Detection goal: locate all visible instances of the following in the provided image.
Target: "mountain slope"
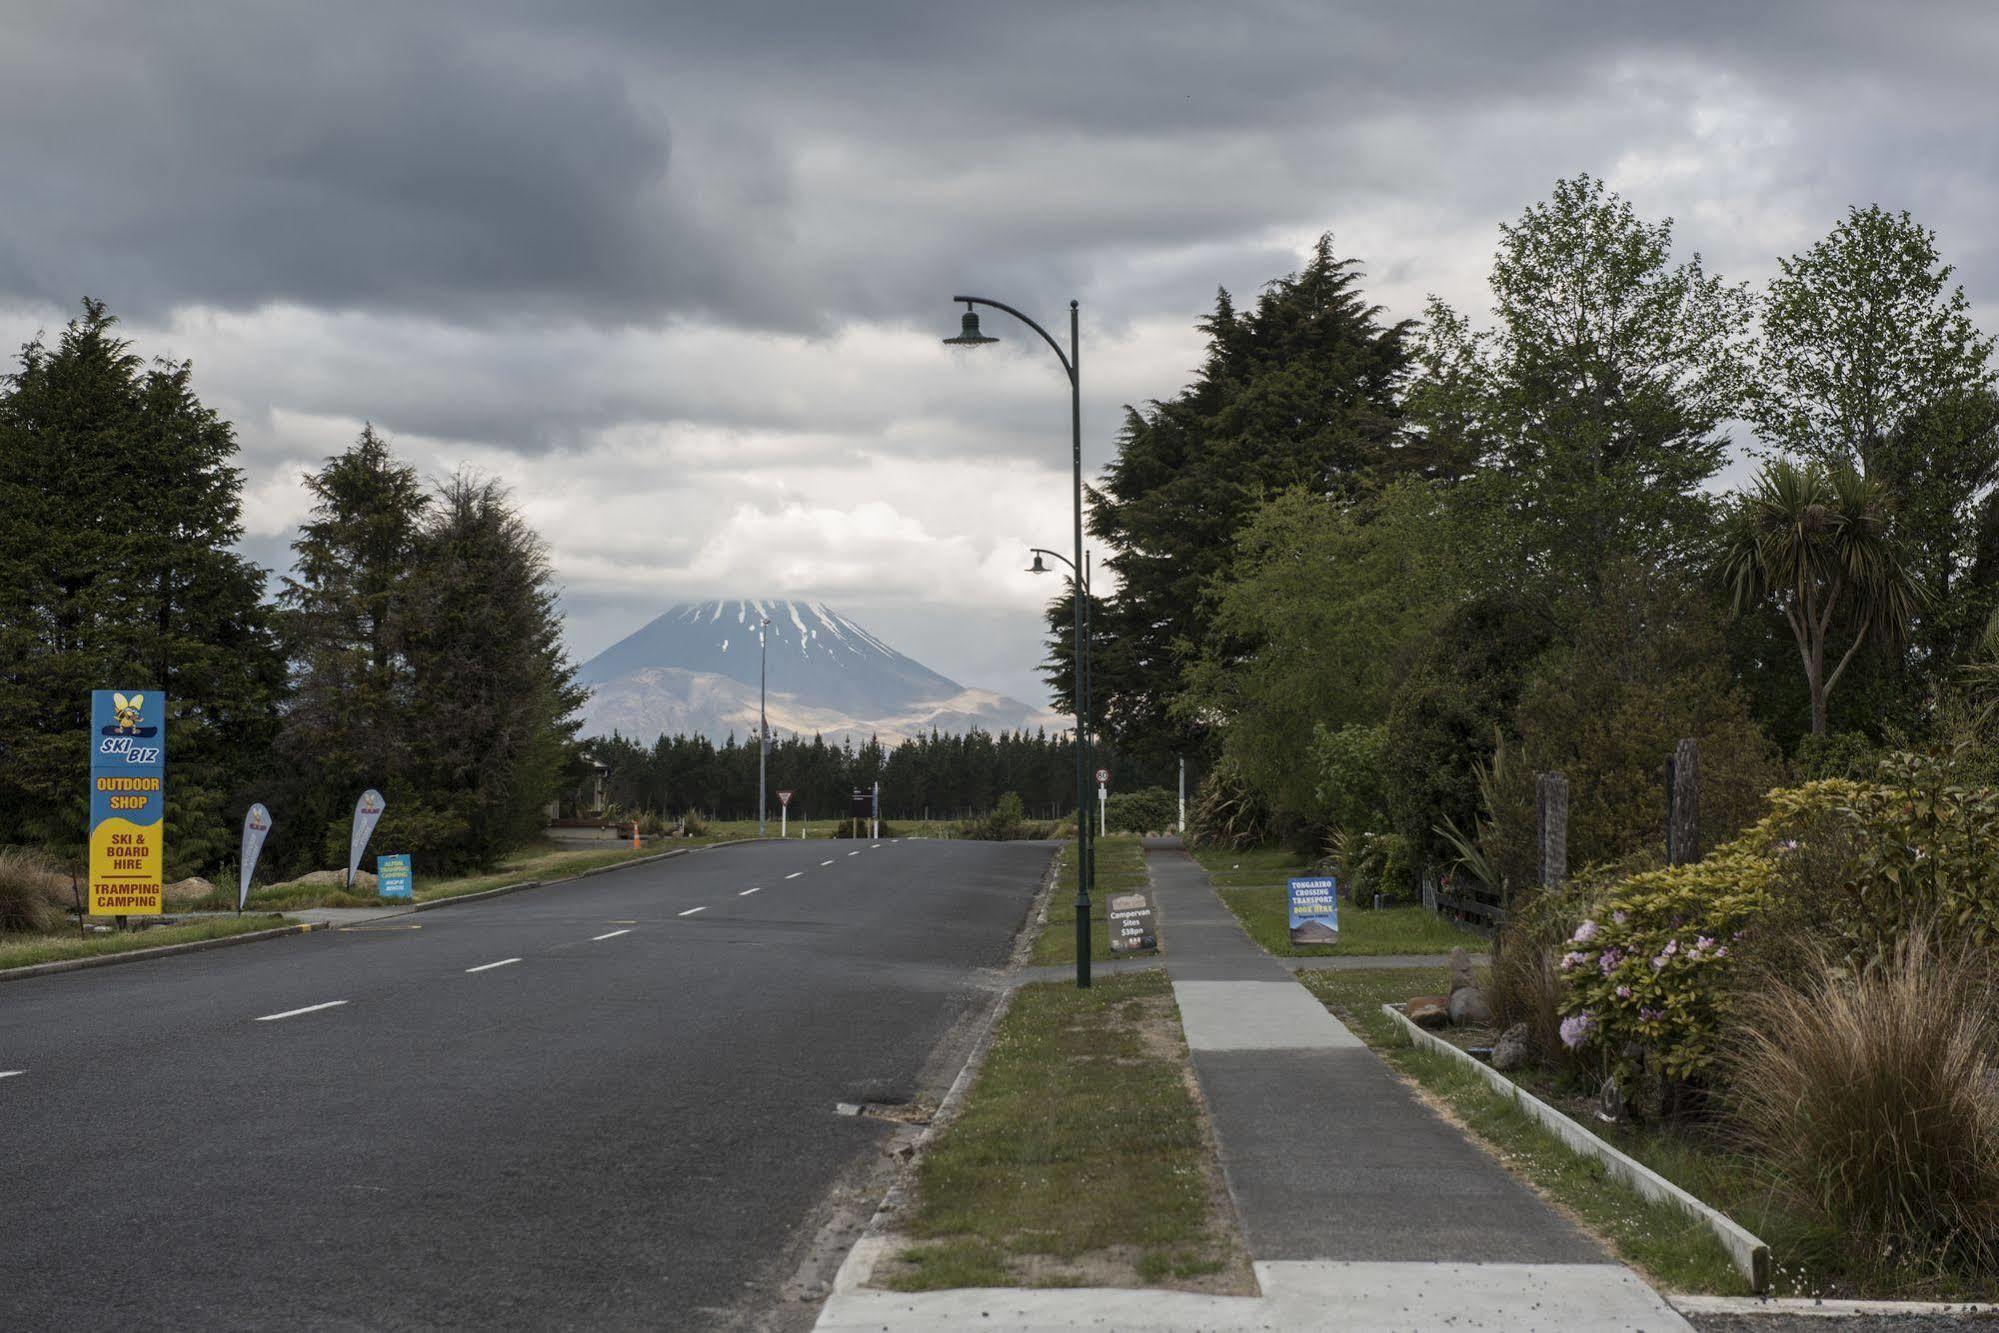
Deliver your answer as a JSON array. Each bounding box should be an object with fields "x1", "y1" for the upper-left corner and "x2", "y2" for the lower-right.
[{"x1": 576, "y1": 600, "x2": 1061, "y2": 745}]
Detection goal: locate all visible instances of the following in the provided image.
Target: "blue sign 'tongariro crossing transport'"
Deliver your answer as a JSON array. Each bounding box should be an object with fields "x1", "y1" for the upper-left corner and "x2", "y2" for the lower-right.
[{"x1": 1286, "y1": 875, "x2": 1339, "y2": 947}]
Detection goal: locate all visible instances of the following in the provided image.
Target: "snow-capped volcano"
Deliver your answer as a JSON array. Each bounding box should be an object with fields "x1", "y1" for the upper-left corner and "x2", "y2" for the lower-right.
[{"x1": 576, "y1": 600, "x2": 1062, "y2": 745}]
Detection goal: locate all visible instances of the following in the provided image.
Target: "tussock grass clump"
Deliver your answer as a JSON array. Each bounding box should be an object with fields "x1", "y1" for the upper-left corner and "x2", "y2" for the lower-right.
[
  {"x1": 1724, "y1": 928, "x2": 1999, "y2": 1290},
  {"x1": 0, "y1": 846, "x2": 71, "y2": 934}
]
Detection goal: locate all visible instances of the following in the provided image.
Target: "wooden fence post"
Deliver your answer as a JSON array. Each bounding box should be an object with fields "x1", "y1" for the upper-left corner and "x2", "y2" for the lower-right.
[
  {"x1": 1667, "y1": 737, "x2": 1699, "y2": 866},
  {"x1": 1536, "y1": 771, "x2": 1568, "y2": 891}
]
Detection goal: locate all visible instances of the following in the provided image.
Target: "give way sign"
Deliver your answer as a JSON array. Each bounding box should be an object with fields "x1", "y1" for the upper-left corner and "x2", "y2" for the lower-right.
[{"x1": 777, "y1": 790, "x2": 793, "y2": 807}]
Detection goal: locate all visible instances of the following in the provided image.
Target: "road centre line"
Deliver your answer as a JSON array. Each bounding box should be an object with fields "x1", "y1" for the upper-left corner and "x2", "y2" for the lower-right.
[
  {"x1": 678, "y1": 906, "x2": 707, "y2": 917},
  {"x1": 871, "y1": 843, "x2": 881, "y2": 848},
  {"x1": 592, "y1": 929, "x2": 631, "y2": 941},
  {"x1": 739, "y1": 886, "x2": 762, "y2": 896},
  {"x1": 847, "y1": 850, "x2": 860, "y2": 856},
  {"x1": 255, "y1": 1000, "x2": 349, "y2": 1022},
  {"x1": 785, "y1": 871, "x2": 804, "y2": 880},
  {"x1": 465, "y1": 958, "x2": 521, "y2": 973},
  {"x1": 0, "y1": 1070, "x2": 24, "y2": 1079},
  {"x1": 820, "y1": 859, "x2": 834, "y2": 866}
]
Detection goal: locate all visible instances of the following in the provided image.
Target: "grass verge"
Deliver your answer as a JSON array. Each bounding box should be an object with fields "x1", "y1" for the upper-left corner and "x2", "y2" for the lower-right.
[
  {"x1": 1030, "y1": 835, "x2": 1146, "y2": 966},
  {"x1": 0, "y1": 914, "x2": 295, "y2": 972},
  {"x1": 880, "y1": 969, "x2": 1248, "y2": 1293},
  {"x1": 1193, "y1": 847, "x2": 1479, "y2": 956},
  {"x1": 1299, "y1": 966, "x2": 1749, "y2": 1295}
]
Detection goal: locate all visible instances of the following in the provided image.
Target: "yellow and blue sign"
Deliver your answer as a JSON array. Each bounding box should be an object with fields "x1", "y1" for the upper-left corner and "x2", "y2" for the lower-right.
[
  {"x1": 377, "y1": 853, "x2": 413, "y2": 901},
  {"x1": 89, "y1": 689, "x2": 166, "y2": 915},
  {"x1": 1286, "y1": 875, "x2": 1339, "y2": 947}
]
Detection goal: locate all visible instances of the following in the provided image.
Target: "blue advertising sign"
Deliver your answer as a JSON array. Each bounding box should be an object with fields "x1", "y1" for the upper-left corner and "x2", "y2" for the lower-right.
[
  {"x1": 89, "y1": 690, "x2": 166, "y2": 915},
  {"x1": 1287, "y1": 875, "x2": 1339, "y2": 947},
  {"x1": 376, "y1": 853, "x2": 413, "y2": 901}
]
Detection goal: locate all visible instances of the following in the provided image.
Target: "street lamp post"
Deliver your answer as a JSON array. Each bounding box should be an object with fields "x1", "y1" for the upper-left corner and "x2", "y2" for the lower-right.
[
  {"x1": 946, "y1": 295, "x2": 1094, "y2": 989},
  {"x1": 758, "y1": 612, "x2": 771, "y2": 837},
  {"x1": 1027, "y1": 545, "x2": 1092, "y2": 824}
]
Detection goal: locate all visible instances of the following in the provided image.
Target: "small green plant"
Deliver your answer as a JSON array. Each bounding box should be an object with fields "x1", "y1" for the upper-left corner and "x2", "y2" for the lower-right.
[{"x1": 1103, "y1": 786, "x2": 1176, "y2": 833}]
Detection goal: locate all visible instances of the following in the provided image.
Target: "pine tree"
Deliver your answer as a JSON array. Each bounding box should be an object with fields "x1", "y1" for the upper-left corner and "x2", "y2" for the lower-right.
[
  {"x1": 401, "y1": 473, "x2": 586, "y2": 866},
  {"x1": 0, "y1": 299, "x2": 282, "y2": 870},
  {"x1": 273, "y1": 425, "x2": 430, "y2": 868},
  {"x1": 1079, "y1": 236, "x2": 1412, "y2": 766}
]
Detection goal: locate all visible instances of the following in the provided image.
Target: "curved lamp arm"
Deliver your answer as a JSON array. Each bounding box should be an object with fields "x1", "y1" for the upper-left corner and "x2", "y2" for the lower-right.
[{"x1": 952, "y1": 295, "x2": 1076, "y2": 384}]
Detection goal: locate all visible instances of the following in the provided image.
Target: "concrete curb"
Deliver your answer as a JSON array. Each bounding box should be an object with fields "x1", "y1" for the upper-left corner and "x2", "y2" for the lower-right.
[
  {"x1": 1668, "y1": 1293, "x2": 1999, "y2": 1319},
  {"x1": 1381, "y1": 1002, "x2": 1771, "y2": 1293},
  {"x1": 0, "y1": 921, "x2": 329, "y2": 984}
]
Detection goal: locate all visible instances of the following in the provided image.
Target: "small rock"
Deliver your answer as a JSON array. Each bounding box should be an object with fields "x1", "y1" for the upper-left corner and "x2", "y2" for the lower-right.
[
  {"x1": 1448, "y1": 946, "x2": 1475, "y2": 995},
  {"x1": 1449, "y1": 985, "x2": 1492, "y2": 1026},
  {"x1": 1491, "y1": 1022, "x2": 1530, "y2": 1071},
  {"x1": 1406, "y1": 995, "x2": 1450, "y2": 1029}
]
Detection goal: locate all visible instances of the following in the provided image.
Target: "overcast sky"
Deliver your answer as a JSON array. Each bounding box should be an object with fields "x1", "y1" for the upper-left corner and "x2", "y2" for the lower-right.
[{"x1": 4, "y1": 2, "x2": 1996, "y2": 707}]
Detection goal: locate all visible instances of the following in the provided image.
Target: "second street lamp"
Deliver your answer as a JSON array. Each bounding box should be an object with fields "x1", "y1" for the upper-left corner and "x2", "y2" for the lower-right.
[
  {"x1": 945, "y1": 295, "x2": 1095, "y2": 989},
  {"x1": 1027, "y1": 546, "x2": 1092, "y2": 841}
]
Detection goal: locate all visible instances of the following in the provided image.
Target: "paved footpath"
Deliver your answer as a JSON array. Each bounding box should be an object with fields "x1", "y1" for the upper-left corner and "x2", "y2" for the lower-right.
[{"x1": 818, "y1": 841, "x2": 1689, "y2": 1332}]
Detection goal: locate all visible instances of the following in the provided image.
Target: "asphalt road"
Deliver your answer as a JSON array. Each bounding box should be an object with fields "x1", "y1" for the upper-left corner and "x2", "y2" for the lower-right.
[{"x1": 0, "y1": 837, "x2": 1051, "y2": 1331}]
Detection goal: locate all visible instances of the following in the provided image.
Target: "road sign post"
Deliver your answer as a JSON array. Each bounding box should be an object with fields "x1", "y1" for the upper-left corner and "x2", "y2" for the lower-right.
[
  {"x1": 778, "y1": 789, "x2": 792, "y2": 839},
  {"x1": 1096, "y1": 768, "x2": 1109, "y2": 838}
]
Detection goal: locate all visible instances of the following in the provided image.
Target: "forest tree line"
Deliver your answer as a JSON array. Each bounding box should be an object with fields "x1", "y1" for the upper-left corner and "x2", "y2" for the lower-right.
[{"x1": 587, "y1": 726, "x2": 1174, "y2": 824}]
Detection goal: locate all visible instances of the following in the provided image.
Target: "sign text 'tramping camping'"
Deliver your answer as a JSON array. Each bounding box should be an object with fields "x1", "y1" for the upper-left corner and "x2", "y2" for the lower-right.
[{"x1": 89, "y1": 690, "x2": 166, "y2": 915}]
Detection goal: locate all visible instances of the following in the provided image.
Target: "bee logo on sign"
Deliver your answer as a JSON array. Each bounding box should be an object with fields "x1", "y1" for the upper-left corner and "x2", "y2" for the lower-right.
[{"x1": 89, "y1": 690, "x2": 167, "y2": 915}]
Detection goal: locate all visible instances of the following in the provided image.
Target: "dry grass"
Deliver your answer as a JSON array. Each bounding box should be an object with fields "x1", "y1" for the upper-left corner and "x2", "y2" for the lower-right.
[
  {"x1": 0, "y1": 846, "x2": 72, "y2": 933},
  {"x1": 1723, "y1": 926, "x2": 1999, "y2": 1293}
]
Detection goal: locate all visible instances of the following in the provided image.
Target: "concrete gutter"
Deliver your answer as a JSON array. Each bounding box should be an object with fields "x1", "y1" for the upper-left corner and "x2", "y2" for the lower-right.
[
  {"x1": 0, "y1": 921, "x2": 329, "y2": 984},
  {"x1": 1669, "y1": 1294, "x2": 1999, "y2": 1319},
  {"x1": 1382, "y1": 1002, "x2": 1771, "y2": 1293}
]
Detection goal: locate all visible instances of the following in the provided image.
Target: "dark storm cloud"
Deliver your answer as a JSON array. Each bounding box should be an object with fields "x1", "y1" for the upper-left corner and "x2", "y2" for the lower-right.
[{"x1": 8, "y1": 1, "x2": 1994, "y2": 337}]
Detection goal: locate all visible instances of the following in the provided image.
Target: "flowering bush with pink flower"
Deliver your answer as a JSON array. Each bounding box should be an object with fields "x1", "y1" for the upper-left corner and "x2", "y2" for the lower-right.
[{"x1": 1556, "y1": 843, "x2": 1776, "y2": 1084}]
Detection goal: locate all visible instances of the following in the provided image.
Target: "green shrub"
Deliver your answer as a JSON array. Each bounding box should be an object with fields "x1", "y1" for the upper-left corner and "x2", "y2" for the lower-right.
[
  {"x1": 0, "y1": 845, "x2": 70, "y2": 933},
  {"x1": 1104, "y1": 787, "x2": 1175, "y2": 834},
  {"x1": 955, "y1": 793, "x2": 1051, "y2": 841},
  {"x1": 1186, "y1": 757, "x2": 1271, "y2": 850},
  {"x1": 1723, "y1": 928, "x2": 1999, "y2": 1285},
  {"x1": 1556, "y1": 843, "x2": 1775, "y2": 1087},
  {"x1": 1792, "y1": 729, "x2": 1878, "y2": 780},
  {"x1": 1310, "y1": 722, "x2": 1389, "y2": 832},
  {"x1": 1559, "y1": 755, "x2": 1999, "y2": 1097}
]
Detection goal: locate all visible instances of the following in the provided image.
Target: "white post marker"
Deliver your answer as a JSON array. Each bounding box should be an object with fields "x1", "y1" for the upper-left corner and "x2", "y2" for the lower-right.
[{"x1": 778, "y1": 789, "x2": 792, "y2": 840}]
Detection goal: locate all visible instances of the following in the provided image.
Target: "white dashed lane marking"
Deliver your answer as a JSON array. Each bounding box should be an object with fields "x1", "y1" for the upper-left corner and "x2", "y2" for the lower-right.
[
  {"x1": 820, "y1": 860, "x2": 834, "y2": 866},
  {"x1": 785, "y1": 872, "x2": 804, "y2": 880},
  {"x1": 0, "y1": 1070, "x2": 25, "y2": 1080},
  {"x1": 255, "y1": 1000, "x2": 349, "y2": 1022},
  {"x1": 465, "y1": 958, "x2": 521, "y2": 974},
  {"x1": 678, "y1": 906, "x2": 707, "y2": 917},
  {"x1": 592, "y1": 929, "x2": 631, "y2": 941},
  {"x1": 739, "y1": 887, "x2": 762, "y2": 896}
]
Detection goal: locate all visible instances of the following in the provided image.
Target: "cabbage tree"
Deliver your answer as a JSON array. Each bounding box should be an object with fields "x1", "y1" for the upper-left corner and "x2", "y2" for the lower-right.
[{"x1": 1720, "y1": 459, "x2": 1917, "y2": 734}]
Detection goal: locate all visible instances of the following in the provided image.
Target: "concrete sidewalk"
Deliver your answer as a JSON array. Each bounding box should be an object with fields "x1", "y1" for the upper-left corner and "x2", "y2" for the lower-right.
[{"x1": 815, "y1": 841, "x2": 1689, "y2": 1330}]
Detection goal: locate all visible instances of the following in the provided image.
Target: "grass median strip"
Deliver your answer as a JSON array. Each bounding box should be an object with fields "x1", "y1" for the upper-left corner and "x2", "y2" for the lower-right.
[
  {"x1": 0, "y1": 914, "x2": 294, "y2": 972},
  {"x1": 1298, "y1": 966, "x2": 1748, "y2": 1294},
  {"x1": 1030, "y1": 835, "x2": 1146, "y2": 966},
  {"x1": 878, "y1": 969, "x2": 1250, "y2": 1294}
]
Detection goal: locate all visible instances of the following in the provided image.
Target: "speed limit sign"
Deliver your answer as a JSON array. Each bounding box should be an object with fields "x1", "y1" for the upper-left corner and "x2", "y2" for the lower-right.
[{"x1": 1095, "y1": 768, "x2": 1109, "y2": 784}]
